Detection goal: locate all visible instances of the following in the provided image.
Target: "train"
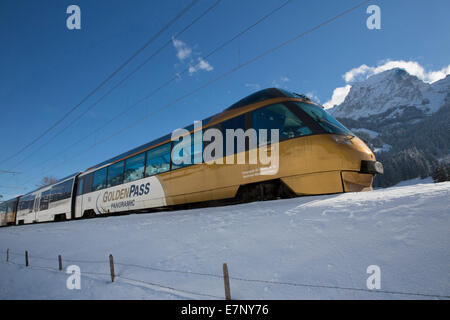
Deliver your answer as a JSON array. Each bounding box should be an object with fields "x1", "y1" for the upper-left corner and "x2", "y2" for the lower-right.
[{"x1": 0, "y1": 88, "x2": 383, "y2": 227}]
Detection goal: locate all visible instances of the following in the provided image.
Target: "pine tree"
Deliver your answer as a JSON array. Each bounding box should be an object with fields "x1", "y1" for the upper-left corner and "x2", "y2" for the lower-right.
[{"x1": 432, "y1": 163, "x2": 450, "y2": 183}]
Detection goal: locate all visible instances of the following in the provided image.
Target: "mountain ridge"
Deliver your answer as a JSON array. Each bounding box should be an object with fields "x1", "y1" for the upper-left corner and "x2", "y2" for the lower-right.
[
  {"x1": 329, "y1": 68, "x2": 448, "y2": 120},
  {"x1": 326, "y1": 68, "x2": 450, "y2": 187}
]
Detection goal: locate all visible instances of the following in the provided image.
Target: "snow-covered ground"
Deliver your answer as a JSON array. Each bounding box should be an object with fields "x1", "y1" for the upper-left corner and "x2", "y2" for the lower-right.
[
  {"x1": 373, "y1": 143, "x2": 392, "y2": 154},
  {"x1": 0, "y1": 182, "x2": 449, "y2": 300},
  {"x1": 350, "y1": 128, "x2": 379, "y2": 139},
  {"x1": 393, "y1": 177, "x2": 434, "y2": 187}
]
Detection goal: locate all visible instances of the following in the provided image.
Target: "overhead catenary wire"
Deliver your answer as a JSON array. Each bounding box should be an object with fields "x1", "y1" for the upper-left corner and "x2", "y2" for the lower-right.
[
  {"x1": 0, "y1": 0, "x2": 200, "y2": 167},
  {"x1": 0, "y1": 185, "x2": 28, "y2": 190},
  {"x1": 17, "y1": 0, "x2": 292, "y2": 177},
  {"x1": 8, "y1": 0, "x2": 223, "y2": 172},
  {"x1": 24, "y1": 0, "x2": 371, "y2": 185},
  {"x1": 0, "y1": 170, "x2": 20, "y2": 175}
]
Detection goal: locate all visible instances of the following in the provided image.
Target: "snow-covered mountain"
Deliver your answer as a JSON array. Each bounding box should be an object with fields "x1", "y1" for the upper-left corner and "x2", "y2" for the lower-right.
[
  {"x1": 327, "y1": 68, "x2": 450, "y2": 187},
  {"x1": 329, "y1": 68, "x2": 449, "y2": 120}
]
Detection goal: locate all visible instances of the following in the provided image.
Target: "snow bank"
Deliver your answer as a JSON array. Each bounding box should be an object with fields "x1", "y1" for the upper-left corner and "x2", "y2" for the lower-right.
[{"x1": 0, "y1": 182, "x2": 449, "y2": 299}]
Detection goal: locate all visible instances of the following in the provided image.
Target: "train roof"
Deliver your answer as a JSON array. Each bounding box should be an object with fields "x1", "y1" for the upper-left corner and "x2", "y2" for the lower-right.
[
  {"x1": 16, "y1": 172, "x2": 80, "y2": 200},
  {"x1": 224, "y1": 88, "x2": 310, "y2": 111},
  {"x1": 85, "y1": 88, "x2": 311, "y2": 172}
]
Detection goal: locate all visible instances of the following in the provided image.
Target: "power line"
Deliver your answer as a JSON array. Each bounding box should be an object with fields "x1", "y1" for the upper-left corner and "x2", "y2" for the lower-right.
[
  {"x1": 0, "y1": 170, "x2": 20, "y2": 175},
  {"x1": 25, "y1": 0, "x2": 371, "y2": 185},
  {"x1": 17, "y1": 0, "x2": 293, "y2": 178},
  {"x1": 0, "y1": 0, "x2": 200, "y2": 167},
  {"x1": 0, "y1": 185, "x2": 27, "y2": 190},
  {"x1": 8, "y1": 0, "x2": 222, "y2": 172}
]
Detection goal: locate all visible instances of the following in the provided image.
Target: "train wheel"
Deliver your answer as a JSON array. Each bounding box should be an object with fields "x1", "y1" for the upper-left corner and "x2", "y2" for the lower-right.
[
  {"x1": 235, "y1": 179, "x2": 296, "y2": 203},
  {"x1": 82, "y1": 210, "x2": 97, "y2": 219}
]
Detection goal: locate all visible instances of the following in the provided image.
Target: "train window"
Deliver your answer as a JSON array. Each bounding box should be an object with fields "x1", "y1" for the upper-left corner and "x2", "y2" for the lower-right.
[
  {"x1": 293, "y1": 102, "x2": 353, "y2": 136},
  {"x1": 50, "y1": 186, "x2": 60, "y2": 203},
  {"x1": 18, "y1": 198, "x2": 26, "y2": 211},
  {"x1": 221, "y1": 114, "x2": 246, "y2": 156},
  {"x1": 203, "y1": 124, "x2": 222, "y2": 161},
  {"x1": 40, "y1": 190, "x2": 51, "y2": 211},
  {"x1": 19, "y1": 195, "x2": 35, "y2": 212},
  {"x1": 82, "y1": 173, "x2": 93, "y2": 194},
  {"x1": 0, "y1": 204, "x2": 6, "y2": 214},
  {"x1": 172, "y1": 135, "x2": 192, "y2": 170},
  {"x1": 28, "y1": 196, "x2": 35, "y2": 212},
  {"x1": 252, "y1": 104, "x2": 312, "y2": 144},
  {"x1": 146, "y1": 143, "x2": 171, "y2": 176},
  {"x1": 221, "y1": 115, "x2": 246, "y2": 132},
  {"x1": 77, "y1": 178, "x2": 84, "y2": 196},
  {"x1": 124, "y1": 153, "x2": 145, "y2": 183},
  {"x1": 92, "y1": 167, "x2": 107, "y2": 191},
  {"x1": 107, "y1": 161, "x2": 124, "y2": 188},
  {"x1": 172, "y1": 132, "x2": 203, "y2": 169},
  {"x1": 192, "y1": 133, "x2": 203, "y2": 164},
  {"x1": 53, "y1": 180, "x2": 73, "y2": 202},
  {"x1": 6, "y1": 201, "x2": 14, "y2": 213}
]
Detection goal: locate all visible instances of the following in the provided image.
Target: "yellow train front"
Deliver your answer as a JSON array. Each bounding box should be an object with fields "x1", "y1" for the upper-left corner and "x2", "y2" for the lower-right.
[
  {"x1": 156, "y1": 88, "x2": 383, "y2": 205},
  {"x1": 72, "y1": 88, "x2": 384, "y2": 218}
]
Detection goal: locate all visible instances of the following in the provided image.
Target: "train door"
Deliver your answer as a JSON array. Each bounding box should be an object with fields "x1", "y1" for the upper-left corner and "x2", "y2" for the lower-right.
[
  {"x1": 75, "y1": 178, "x2": 84, "y2": 218},
  {"x1": 11, "y1": 198, "x2": 19, "y2": 225},
  {"x1": 33, "y1": 196, "x2": 40, "y2": 222}
]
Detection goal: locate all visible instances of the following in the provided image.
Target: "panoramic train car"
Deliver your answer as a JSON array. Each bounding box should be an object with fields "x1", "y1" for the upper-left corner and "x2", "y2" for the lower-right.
[
  {"x1": 73, "y1": 88, "x2": 383, "y2": 218},
  {"x1": 15, "y1": 174, "x2": 77, "y2": 225},
  {"x1": 1, "y1": 88, "x2": 383, "y2": 224},
  {"x1": 0, "y1": 197, "x2": 19, "y2": 226}
]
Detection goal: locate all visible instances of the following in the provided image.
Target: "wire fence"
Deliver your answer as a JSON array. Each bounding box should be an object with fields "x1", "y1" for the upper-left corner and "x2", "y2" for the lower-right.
[{"x1": 1, "y1": 248, "x2": 449, "y2": 300}]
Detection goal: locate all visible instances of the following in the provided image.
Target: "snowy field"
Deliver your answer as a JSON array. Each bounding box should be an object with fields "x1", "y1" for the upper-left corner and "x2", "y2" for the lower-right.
[{"x1": 0, "y1": 181, "x2": 449, "y2": 300}]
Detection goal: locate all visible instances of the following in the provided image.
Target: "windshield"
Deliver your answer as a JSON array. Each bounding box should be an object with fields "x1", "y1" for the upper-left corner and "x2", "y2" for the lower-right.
[{"x1": 294, "y1": 102, "x2": 354, "y2": 136}]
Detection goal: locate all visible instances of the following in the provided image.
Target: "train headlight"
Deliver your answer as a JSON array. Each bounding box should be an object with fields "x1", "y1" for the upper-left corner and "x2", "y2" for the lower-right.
[
  {"x1": 360, "y1": 160, "x2": 384, "y2": 175},
  {"x1": 331, "y1": 134, "x2": 353, "y2": 146}
]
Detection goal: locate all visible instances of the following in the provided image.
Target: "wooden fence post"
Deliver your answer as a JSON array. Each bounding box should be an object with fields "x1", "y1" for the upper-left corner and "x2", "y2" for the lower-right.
[
  {"x1": 109, "y1": 254, "x2": 115, "y2": 283},
  {"x1": 6, "y1": 249, "x2": 9, "y2": 262},
  {"x1": 58, "y1": 255, "x2": 62, "y2": 271},
  {"x1": 223, "y1": 263, "x2": 231, "y2": 300},
  {"x1": 25, "y1": 251, "x2": 29, "y2": 267}
]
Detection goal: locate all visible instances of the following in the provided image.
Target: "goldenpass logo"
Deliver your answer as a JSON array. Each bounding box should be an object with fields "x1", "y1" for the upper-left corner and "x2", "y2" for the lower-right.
[{"x1": 102, "y1": 183, "x2": 150, "y2": 203}]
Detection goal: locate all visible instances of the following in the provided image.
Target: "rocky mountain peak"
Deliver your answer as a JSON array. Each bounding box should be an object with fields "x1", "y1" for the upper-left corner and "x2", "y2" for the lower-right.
[{"x1": 329, "y1": 68, "x2": 446, "y2": 120}]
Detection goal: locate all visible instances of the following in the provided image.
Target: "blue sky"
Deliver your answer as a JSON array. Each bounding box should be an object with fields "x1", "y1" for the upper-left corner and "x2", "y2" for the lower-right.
[{"x1": 1, "y1": 0, "x2": 449, "y2": 199}]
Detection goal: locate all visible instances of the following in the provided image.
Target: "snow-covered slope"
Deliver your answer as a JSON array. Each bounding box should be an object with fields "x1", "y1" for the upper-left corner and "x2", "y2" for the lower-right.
[
  {"x1": 0, "y1": 182, "x2": 449, "y2": 299},
  {"x1": 329, "y1": 69, "x2": 449, "y2": 120}
]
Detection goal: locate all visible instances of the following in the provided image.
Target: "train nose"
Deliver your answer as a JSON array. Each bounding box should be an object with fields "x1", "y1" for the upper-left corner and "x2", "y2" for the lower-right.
[{"x1": 360, "y1": 160, "x2": 384, "y2": 175}]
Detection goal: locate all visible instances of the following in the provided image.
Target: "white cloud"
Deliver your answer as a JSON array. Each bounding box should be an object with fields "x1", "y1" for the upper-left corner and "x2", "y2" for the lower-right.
[
  {"x1": 245, "y1": 83, "x2": 261, "y2": 90},
  {"x1": 172, "y1": 37, "x2": 213, "y2": 75},
  {"x1": 188, "y1": 58, "x2": 213, "y2": 74},
  {"x1": 343, "y1": 60, "x2": 450, "y2": 84},
  {"x1": 172, "y1": 37, "x2": 192, "y2": 61},
  {"x1": 324, "y1": 60, "x2": 450, "y2": 109},
  {"x1": 305, "y1": 92, "x2": 320, "y2": 103},
  {"x1": 323, "y1": 85, "x2": 351, "y2": 109},
  {"x1": 271, "y1": 76, "x2": 290, "y2": 88},
  {"x1": 343, "y1": 64, "x2": 371, "y2": 83},
  {"x1": 197, "y1": 58, "x2": 213, "y2": 72}
]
